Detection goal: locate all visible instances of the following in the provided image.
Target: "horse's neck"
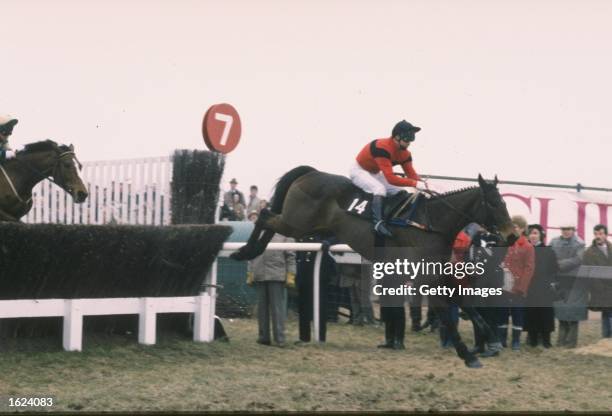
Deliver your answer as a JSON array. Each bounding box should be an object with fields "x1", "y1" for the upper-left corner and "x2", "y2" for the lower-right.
[
  {"x1": 426, "y1": 190, "x2": 480, "y2": 238},
  {"x1": 4, "y1": 155, "x2": 50, "y2": 197}
]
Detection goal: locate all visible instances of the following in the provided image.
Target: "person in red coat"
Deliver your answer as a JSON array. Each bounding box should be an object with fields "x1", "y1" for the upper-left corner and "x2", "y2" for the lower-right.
[{"x1": 497, "y1": 215, "x2": 535, "y2": 350}]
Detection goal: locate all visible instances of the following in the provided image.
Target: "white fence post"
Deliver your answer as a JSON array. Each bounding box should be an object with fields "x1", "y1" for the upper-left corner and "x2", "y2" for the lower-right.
[
  {"x1": 63, "y1": 299, "x2": 83, "y2": 351},
  {"x1": 193, "y1": 293, "x2": 211, "y2": 342},
  {"x1": 205, "y1": 260, "x2": 218, "y2": 341},
  {"x1": 138, "y1": 297, "x2": 156, "y2": 345},
  {"x1": 313, "y1": 251, "x2": 323, "y2": 343}
]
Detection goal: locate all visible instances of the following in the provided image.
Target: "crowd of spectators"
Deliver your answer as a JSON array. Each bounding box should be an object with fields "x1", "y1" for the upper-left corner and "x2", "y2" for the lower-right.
[{"x1": 219, "y1": 178, "x2": 267, "y2": 222}]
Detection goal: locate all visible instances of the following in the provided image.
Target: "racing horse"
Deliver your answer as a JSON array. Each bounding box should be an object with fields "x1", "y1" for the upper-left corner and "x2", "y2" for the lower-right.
[
  {"x1": 231, "y1": 166, "x2": 515, "y2": 368},
  {"x1": 0, "y1": 140, "x2": 88, "y2": 221}
]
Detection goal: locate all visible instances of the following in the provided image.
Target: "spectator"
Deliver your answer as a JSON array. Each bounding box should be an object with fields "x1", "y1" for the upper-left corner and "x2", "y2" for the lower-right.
[
  {"x1": 247, "y1": 210, "x2": 259, "y2": 223},
  {"x1": 524, "y1": 224, "x2": 558, "y2": 348},
  {"x1": 584, "y1": 224, "x2": 612, "y2": 338},
  {"x1": 551, "y1": 224, "x2": 586, "y2": 348},
  {"x1": 338, "y1": 262, "x2": 375, "y2": 326},
  {"x1": 497, "y1": 215, "x2": 535, "y2": 350},
  {"x1": 295, "y1": 235, "x2": 338, "y2": 343},
  {"x1": 223, "y1": 178, "x2": 245, "y2": 207},
  {"x1": 247, "y1": 233, "x2": 296, "y2": 347},
  {"x1": 231, "y1": 193, "x2": 246, "y2": 221},
  {"x1": 247, "y1": 185, "x2": 261, "y2": 214},
  {"x1": 259, "y1": 199, "x2": 269, "y2": 211}
]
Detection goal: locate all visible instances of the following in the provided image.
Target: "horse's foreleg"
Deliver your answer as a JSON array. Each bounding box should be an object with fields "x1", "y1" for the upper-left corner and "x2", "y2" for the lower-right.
[
  {"x1": 431, "y1": 300, "x2": 482, "y2": 369},
  {"x1": 461, "y1": 305, "x2": 501, "y2": 353}
]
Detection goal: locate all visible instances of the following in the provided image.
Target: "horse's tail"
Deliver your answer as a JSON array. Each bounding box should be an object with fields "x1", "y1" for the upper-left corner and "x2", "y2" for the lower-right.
[
  {"x1": 229, "y1": 165, "x2": 316, "y2": 261},
  {"x1": 270, "y1": 165, "x2": 317, "y2": 214}
]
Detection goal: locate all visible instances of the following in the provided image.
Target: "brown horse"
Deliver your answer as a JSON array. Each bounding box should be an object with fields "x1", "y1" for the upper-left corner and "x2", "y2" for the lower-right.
[
  {"x1": 231, "y1": 166, "x2": 515, "y2": 367},
  {"x1": 0, "y1": 140, "x2": 88, "y2": 221}
]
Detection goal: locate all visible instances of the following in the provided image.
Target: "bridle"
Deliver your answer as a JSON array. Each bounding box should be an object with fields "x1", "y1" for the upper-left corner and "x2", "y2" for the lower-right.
[
  {"x1": 420, "y1": 187, "x2": 502, "y2": 237},
  {"x1": 0, "y1": 149, "x2": 83, "y2": 206}
]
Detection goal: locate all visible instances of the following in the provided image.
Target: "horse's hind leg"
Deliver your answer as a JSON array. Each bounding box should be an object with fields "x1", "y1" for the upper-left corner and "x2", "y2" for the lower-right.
[{"x1": 431, "y1": 299, "x2": 482, "y2": 368}]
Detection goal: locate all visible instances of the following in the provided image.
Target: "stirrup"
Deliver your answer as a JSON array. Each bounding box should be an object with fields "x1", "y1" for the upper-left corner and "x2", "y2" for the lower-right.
[{"x1": 374, "y1": 220, "x2": 393, "y2": 237}]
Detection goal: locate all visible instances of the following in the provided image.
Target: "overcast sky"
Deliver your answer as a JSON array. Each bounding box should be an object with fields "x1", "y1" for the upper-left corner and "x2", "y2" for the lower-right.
[{"x1": 3, "y1": 0, "x2": 611, "y2": 199}]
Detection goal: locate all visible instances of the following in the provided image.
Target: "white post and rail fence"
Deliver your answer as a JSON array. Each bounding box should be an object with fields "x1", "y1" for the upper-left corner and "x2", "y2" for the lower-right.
[{"x1": 0, "y1": 243, "x2": 356, "y2": 351}]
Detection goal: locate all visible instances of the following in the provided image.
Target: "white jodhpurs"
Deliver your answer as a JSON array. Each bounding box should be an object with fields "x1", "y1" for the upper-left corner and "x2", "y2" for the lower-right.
[{"x1": 349, "y1": 161, "x2": 405, "y2": 196}]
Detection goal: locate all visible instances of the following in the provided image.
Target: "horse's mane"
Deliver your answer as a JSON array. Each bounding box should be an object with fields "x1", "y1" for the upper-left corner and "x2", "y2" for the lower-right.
[
  {"x1": 437, "y1": 185, "x2": 479, "y2": 198},
  {"x1": 20, "y1": 140, "x2": 70, "y2": 154}
]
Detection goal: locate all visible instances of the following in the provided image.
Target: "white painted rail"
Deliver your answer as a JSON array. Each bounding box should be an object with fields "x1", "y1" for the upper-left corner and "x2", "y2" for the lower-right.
[
  {"x1": 23, "y1": 156, "x2": 173, "y2": 225},
  {"x1": 0, "y1": 294, "x2": 214, "y2": 351},
  {"x1": 0, "y1": 242, "x2": 358, "y2": 350}
]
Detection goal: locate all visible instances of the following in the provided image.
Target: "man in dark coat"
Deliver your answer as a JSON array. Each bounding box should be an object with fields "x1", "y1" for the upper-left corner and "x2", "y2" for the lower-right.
[
  {"x1": 584, "y1": 224, "x2": 612, "y2": 338},
  {"x1": 524, "y1": 224, "x2": 558, "y2": 348},
  {"x1": 295, "y1": 235, "x2": 337, "y2": 343}
]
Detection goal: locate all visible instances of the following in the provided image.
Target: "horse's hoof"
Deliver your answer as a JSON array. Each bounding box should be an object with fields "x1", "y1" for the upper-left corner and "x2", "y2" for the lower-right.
[
  {"x1": 465, "y1": 359, "x2": 483, "y2": 369},
  {"x1": 479, "y1": 349, "x2": 500, "y2": 358},
  {"x1": 488, "y1": 342, "x2": 503, "y2": 352}
]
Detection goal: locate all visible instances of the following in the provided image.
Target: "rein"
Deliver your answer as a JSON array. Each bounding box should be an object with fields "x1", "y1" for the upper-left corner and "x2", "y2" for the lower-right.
[{"x1": 418, "y1": 188, "x2": 497, "y2": 235}]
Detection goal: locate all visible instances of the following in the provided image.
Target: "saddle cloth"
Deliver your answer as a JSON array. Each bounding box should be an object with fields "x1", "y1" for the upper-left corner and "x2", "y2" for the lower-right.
[{"x1": 342, "y1": 189, "x2": 414, "y2": 221}]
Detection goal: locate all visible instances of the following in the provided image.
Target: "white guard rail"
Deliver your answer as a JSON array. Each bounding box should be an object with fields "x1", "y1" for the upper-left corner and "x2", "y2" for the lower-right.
[
  {"x1": 0, "y1": 294, "x2": 215, "y2": 351},
  {"x1": 0, "y1": 242, "x2": 357, "y2": 350}
]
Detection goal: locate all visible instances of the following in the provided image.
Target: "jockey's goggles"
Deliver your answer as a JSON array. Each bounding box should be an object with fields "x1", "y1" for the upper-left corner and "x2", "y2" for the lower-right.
[{"x1": 398, "y1": 134, "x2": 415, "y2": 143}]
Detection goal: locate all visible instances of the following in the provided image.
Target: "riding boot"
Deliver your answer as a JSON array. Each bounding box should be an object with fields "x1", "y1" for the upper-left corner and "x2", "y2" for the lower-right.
[
  {"x1": 497, "y1": 326, "x2": 508, "y2": 348},
  {"x1": 371, "y1": 195, "x2": 393, "y2": 238},
  {"x1": 511, "y1": 329, "x2": 521, "y2": 351},
  {"x1": 377, "y1": 320, "x2": 394, "y2": 348}
]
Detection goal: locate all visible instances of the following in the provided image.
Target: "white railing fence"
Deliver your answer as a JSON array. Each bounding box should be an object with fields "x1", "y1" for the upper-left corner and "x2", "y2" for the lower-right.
[{"x1": 23, "y1": 156, "x2": 173, "y2": 225}]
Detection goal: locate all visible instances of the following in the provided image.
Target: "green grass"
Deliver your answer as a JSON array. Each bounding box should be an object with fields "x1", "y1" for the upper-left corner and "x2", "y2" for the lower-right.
[{"x1": 0, "y1": 317, "x2": 611, "y2": 412}]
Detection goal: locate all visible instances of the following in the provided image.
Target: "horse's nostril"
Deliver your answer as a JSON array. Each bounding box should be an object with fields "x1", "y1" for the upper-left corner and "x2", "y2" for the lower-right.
[{"x1": 77, "y1": 191, "x2": 88, "y2": 202}]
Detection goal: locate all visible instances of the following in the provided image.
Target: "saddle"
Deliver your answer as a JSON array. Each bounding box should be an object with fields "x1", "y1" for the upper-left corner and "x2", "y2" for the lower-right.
[{"x1": 343, "y1": 189, "x2": 420, "y2": 222}]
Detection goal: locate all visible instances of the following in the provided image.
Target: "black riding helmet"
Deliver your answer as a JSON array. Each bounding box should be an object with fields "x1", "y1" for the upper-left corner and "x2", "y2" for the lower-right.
[
  {"x1": 392, "y1": 120, "x2": 421, "y2": 142},
  {"x1": 0, "y1": 116, "x2": 18, "y2": 136}
]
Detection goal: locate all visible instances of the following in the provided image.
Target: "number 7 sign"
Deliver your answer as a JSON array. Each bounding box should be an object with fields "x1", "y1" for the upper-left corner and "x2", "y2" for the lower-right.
[{"x1": 202, "y1": 103, "x2": 242, "y2": 154}]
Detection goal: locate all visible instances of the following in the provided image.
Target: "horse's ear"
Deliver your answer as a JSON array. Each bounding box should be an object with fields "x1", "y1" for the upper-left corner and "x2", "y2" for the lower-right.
[
  {"x1": 478, "y1": 174, "x2": 486, "y2": 188},
  {"x1": 494, "y1": 175, "x2": 499, "y2": 187},
  {"x1": 69, "y1": 144, "x2": 74, "y2": 151}
]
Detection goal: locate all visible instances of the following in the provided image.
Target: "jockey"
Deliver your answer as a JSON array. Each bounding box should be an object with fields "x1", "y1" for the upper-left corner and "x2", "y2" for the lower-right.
[
  {"x1": 0, "y1": 115, "x2": 18, "y2": 162},
  {"x1": 351, "y1": 120, "x2": 428, "y2": 238}
]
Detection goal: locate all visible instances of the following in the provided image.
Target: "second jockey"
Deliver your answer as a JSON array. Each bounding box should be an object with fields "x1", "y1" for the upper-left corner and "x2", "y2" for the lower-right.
[
  {"x1": 350, "y1": 120, "x2": 428, "y2": 238},
  {"x1": 0, "y1": 115, "x2": 18, "y2": 162}
]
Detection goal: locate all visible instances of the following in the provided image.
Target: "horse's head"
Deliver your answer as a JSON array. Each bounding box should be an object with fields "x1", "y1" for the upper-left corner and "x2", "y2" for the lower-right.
[
  {"x1": 54, "y1": 144, "x2": 88, "y2": 203},
  {"x1": 476, "y1": 174, "x2": 514, "y2": 242},
  {"x1": 18, "y1": 140, "x2": 88, "y2": 203}
]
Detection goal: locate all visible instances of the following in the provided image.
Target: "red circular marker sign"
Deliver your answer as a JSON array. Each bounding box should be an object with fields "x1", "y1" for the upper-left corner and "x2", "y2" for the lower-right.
[{"x1": 202, "y1": 103, "x2": 242, "y2": 154}]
